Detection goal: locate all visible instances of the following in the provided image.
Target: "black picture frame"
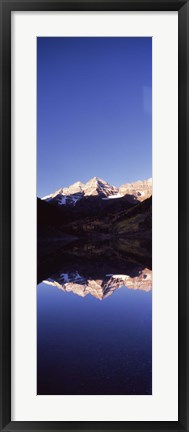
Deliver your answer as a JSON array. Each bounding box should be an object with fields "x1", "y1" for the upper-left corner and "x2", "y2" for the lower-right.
[{"x1": 0, "y1": 0, "x2": 188, "y2": 431}]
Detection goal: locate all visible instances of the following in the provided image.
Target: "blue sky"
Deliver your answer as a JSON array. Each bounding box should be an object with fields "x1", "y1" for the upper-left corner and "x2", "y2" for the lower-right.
[{"x1": 37, "y1": 37, "x2": 152, "y2": 198}]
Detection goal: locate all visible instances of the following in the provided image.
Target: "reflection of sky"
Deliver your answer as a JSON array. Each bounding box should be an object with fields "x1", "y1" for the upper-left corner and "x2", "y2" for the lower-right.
[
  {"x1": 38, "y1": 37, "x2": 152, "y2": 197},
  {"x1": 143, "y1": 86, "x2": 152, "y2": 115},
  {"x1": 37, "y1": 282, "x2": 152, "y2": 395}
]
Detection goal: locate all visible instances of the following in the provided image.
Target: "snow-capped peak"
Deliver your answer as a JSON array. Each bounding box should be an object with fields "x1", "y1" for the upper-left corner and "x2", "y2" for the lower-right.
[
  {"x1": 85, "y1": 176, "x2": 107, "y2": 185},
  {"x1": 83, "y1": 177, "x2": 118, "y2": 197},
  {"x1": 41, "y1": 176, "x2": 152, "y2": 206},
  {"x1": 69, "y1": 180, "x2": 84, "y2": 188}
]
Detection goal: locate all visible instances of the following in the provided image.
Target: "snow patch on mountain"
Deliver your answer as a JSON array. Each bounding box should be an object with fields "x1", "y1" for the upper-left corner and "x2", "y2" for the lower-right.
[{"x1": 102, "y1": 193, "x2": 123, "y2": 200}]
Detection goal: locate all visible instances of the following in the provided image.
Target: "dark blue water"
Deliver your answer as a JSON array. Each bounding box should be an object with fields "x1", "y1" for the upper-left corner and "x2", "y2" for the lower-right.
[{"x1": 37, "y1": 281, "x2": 152, "y2": 395}]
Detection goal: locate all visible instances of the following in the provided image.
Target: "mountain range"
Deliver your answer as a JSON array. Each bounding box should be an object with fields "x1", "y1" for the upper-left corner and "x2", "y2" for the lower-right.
[
  {"x1": 42, "y1": 176, "x2": 152, "y2": 206},
  {"x1": 43, "y1": 267, "x2": 152, "y2": 300},
  {"x1": 38, "y1": 177, "x2": 152, "y2": 239}
]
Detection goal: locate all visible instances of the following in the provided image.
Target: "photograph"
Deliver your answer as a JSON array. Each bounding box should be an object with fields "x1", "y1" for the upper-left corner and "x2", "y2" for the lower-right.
[{"x1": 37, "y1": 36, "x2": 152, "y2": 396}]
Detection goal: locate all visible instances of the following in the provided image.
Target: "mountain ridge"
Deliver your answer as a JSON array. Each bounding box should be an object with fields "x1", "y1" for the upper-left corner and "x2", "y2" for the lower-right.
[
  {"x1": 43, "y1": 267, "x2": 152, "y2": 300},
  {"x1": 42, "y1": 176, "x2": 152, "y2": 206}
]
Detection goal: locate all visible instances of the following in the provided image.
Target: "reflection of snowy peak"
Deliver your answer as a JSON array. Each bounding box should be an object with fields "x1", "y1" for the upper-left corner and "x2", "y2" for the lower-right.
[
  {"x1": 43, "y1": 268, "x2": 152, "y2": 300},
  {"x1": 42, "y1": 177, "x2": 152, "y2": 207}
]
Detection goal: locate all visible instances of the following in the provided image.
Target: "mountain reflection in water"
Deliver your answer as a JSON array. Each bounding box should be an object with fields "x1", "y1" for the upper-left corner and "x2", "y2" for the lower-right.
[
  {"x1": 37, "y1": 238, "x2": 152, "y2": 395},
  {"x1": 44, "y1": 267, "x2": 152, "y2": 300}
]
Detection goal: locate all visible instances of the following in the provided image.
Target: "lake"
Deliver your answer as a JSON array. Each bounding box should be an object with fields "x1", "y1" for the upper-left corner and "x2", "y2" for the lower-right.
[{"x1": 37, "y1": 240, "x2": 152, "y2": 395}]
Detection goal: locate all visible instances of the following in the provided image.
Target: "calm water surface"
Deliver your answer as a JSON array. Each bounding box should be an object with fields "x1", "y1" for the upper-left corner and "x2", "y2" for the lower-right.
[{"x1": 37, "y1": 278, "x2": 152, "y2": 395}]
